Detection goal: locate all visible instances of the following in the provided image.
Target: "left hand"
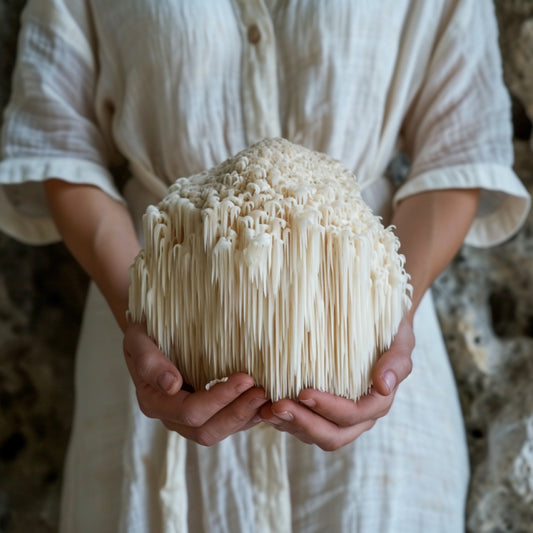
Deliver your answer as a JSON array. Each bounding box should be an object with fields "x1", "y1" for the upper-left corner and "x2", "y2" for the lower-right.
[
  {"x1": 123, "y1": 321, "x2": 268, "y2": 446},
  {"x1": 260, "y1": 317, "x2": 415, "y2": 451}
]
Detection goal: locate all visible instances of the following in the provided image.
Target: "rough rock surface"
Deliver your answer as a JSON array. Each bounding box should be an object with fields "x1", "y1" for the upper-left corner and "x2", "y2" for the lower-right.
[
  {"x1": 0, "y1": 3, "x2": 86, "y2": 531},
  {"x1": 0, "y1": 1, "x2": 533, "y2": 532},
  {"x1": 433, "y1": 139, "x2": 533, "y2": 533}
]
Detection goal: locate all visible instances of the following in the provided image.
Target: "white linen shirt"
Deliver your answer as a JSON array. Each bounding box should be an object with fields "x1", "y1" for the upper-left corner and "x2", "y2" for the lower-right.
[
  {"x1": 0, "y1": 0, "x2": 530, "y2": 246},
  {"x1": 0, "y1": 1, "x2": 531, "y2": 532}
]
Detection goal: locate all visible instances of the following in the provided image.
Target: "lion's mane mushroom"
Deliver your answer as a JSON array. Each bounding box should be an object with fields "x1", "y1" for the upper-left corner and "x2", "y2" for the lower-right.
[{"x1": 128, "y1": 138, "x2": 411, "y2": 401}]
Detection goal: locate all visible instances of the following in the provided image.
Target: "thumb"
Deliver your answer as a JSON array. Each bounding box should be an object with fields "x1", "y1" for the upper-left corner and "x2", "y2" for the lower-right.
[
  {"x1": 372, "y1": 318, "x2": 415, "y2": 396},
  {"x1": 123, "y1": 321, "x2": 183, "y2": 395}
]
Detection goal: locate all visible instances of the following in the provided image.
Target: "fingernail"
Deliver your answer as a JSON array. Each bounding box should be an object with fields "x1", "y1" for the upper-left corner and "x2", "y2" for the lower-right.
[
  {"x1": 383, "y1": 370, "x2": 397, "y2": 393},
  {"x1": 275, "y1": 411, "x2": 294, "y2": 422},
  {"x1": 299, "y1": 398, "x2": 316, "y2": 408},
  {"x1": 251, "y1": 415, "x2": 262, "y2": 425},
  {"x1": 158, "y1": 371, "x2": 178, "y2": 393}
]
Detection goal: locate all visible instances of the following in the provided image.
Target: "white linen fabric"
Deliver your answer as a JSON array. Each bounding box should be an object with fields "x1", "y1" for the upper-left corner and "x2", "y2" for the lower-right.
[{"x1": 1, "y1": 0, "x2": 530, "y2": 531}]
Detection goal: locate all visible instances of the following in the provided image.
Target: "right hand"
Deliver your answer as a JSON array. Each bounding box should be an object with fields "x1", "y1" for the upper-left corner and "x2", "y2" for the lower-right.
[{"x1": 123, "y1": 321, "x2": 268, "y2": 446}]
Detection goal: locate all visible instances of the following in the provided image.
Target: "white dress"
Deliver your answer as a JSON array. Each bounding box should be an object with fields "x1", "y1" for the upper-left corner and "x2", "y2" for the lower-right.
[{"x1": 0, "y1": 1, "x2": 530, "y2": 531}]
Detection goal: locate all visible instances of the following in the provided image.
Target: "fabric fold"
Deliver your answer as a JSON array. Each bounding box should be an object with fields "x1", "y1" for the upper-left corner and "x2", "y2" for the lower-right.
[
  {"x1": 393, "y1": 163, "x2": 531, "y2": 247},
  {"x1": 0, "y1": 157, "x2": 124, "y2": 244}
]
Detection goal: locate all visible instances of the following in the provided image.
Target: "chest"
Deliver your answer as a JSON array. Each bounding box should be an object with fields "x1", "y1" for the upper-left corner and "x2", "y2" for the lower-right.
[{"x1": 92, "y1": 0, "x2": 404, "y2": 84}]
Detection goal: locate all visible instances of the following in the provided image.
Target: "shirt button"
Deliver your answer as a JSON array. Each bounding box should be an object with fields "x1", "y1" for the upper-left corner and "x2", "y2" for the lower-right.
[{"x1": 247, "y1": 24, "x2": 261, "y2": 44}]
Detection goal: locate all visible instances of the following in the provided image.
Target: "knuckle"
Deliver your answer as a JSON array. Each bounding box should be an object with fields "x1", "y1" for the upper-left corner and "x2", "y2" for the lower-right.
[
  {"x1": 377, "y1": 401, "x2": 393, "y2": 419},
  {"x1": 320, "y1": 436, "x2": 341, "y2": 452},
  {"x1": 230, "y1": 409, "x2": 251, "y2": 426},
  {"x1": 181, "y1": 411, "x2": 204, "y2": 428},
  {"x1": 195, "y1": 429, "x2": 218, "y2": 447},
  {"x1": 136, "y1": 354, "x2": 154, "y2": 380},
  {"x1": 344, "y1": 412, "x2": 362, "y2": 427},
  {"x1": 377, "y1": 407, "x2": 389, "y2": 420},
  {"x1": 361, "y1": 420, "x2": 377, "y2": 434}
]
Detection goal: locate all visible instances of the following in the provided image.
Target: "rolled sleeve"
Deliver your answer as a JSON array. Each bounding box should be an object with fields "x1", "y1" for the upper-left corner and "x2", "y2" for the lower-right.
[
  {"x1": 398, "y1": 0, "x2": 531, "y2": 247},
  {"x1": 393, "y1": 163, "x2": 530, "y2": 247},
  {"x1": 0, "y1": 0, "x2": 124, "y2": 245},
  {"x1": 0, "y1": 157, "x2": 124, "y2": 244}
]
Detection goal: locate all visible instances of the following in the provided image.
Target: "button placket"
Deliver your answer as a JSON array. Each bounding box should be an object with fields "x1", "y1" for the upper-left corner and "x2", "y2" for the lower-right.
[{"x1": 233, "y1": 0, "x2": 281, "y2": 145}]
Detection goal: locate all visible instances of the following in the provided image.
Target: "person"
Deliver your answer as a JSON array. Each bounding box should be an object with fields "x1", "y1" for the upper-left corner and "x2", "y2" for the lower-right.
[{"x1": 0, "y1": 0, "x2": 530, "y2": 531}]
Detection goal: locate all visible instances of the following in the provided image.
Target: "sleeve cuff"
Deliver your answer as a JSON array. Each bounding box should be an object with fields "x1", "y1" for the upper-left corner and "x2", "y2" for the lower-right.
[
  {"x1": 392, "y1": 163, "x2": 531, "y2": 247},
  {"x1": 0, "y1": 157, "x2": 125, "y2": 245}
]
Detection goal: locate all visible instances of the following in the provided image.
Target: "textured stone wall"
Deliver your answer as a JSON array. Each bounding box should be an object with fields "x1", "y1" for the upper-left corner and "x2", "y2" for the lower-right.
[
  {"x1": 435, "y1": 2, "x2": 533, "y2": 531},
  {"x1": 0, "y1": 1, "x2": 532, "y2": 532},
  {"x1": 0, "y1": 2, "x2": 87, "y2": 530}
]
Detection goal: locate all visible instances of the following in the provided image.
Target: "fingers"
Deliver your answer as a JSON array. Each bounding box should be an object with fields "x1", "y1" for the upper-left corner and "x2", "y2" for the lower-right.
[
  {"x1": 124, "y1": 321, "x2": 263, "y2": 438},
  {"x1": 175, "y1": 374, "x2": 257, "y2": 427},
  {"x1": 132, "y1": 370, "x2": 256, "y2": 424},
  {"x1": 297, "y1": 388, "x2": 393, "y2": 427},
  {"x1": 164, "y1": 386, "x2": 268, "y2": 446},
  {"x1": 260, "y1": 318, "x2": 416, "y2": 450},
  {"x1": 262, "y1": 400, "x2": 375, "y2": 451},
  {"x1": 123, "y1": 318, "x2": 415, "y2": 450}
]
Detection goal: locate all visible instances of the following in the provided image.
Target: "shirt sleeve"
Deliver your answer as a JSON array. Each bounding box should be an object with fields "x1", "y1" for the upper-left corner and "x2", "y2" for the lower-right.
[
  {"x1": 0, "y1": 0, "x2": 124, "y2": 245},
  {"x1": 394, "y1": 0, "x2": 531, "y2": 247}
]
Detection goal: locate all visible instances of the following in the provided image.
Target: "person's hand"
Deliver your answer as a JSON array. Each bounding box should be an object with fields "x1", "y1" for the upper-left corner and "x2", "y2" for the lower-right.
[
  {"x1": 123, "y1": 321, "x2": 268, "y2": 446},
  {"x1": 259, "y1": 317, "x2": 415, "y2": 451}
]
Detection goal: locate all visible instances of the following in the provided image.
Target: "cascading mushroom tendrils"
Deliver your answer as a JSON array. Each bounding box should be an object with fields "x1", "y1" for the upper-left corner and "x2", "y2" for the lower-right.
[{"x1": 128, "y1": 138, "x2": 412, "y2": 401}]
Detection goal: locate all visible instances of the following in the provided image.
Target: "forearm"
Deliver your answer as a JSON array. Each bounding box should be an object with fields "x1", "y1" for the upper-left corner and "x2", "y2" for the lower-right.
[
  {"x1": 391, "y1": 188, "x2": 480, "y2": 323},
  {"x1": 44, "y1": 179, "x2": 141, "y2": 331}
]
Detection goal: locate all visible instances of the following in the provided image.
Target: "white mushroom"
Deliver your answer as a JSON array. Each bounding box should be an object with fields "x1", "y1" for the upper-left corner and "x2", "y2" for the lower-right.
[{"x1": 128, "y1": 138, "x2": 412, "y2": 401}]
